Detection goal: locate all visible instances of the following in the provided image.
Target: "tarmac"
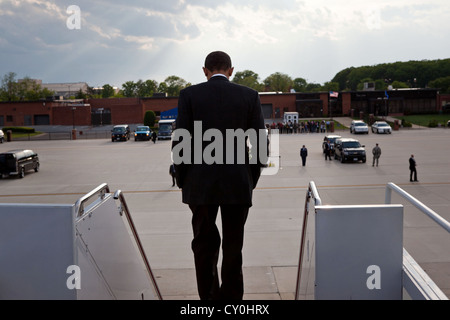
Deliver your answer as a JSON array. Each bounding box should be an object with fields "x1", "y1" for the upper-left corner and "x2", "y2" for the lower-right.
[{"x1": 0, "y1": 117, "x2": 449, "y2": 300}]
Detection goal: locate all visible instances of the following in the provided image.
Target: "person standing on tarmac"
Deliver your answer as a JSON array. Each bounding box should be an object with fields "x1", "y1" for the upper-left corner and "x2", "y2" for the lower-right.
[
  {"x1": 300, "y1": 145, "x2": 308, "y2": 166},
  {"x1": 409, "y1": 154, "x2": 418, "y2": 182},
  {"x1": 372, "y1": 143, "x2": 381, "y2": 167},
  {"x1": 324, "y1": 139, "x2": 332, "y2": 161}
]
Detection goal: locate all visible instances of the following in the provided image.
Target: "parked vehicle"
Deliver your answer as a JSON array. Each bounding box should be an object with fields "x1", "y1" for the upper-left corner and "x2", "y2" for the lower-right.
[
  {"x1": 0, "y1": 129, "x2": 4, "y2": 143},
  {"x1": 111, "y1": 125, "x2": 131, "y2": 142},
  {"x1": 134, "y1": 126, "x2": 152, "y2": 141},
  {"x1": 0, "y1": 149, "x2": 40, "y2": 178},
  {"x1": 372, "y1": 121, "x2": 392, "y2": 134},
  {"x1": 158, "y1": 119, "x2": 176, "y2": 140},
  {"x1": 350, "y1": 120, "x2": 369, "y2": 134},
  {"x1": 334, "y1": 138, "x2": 366, "y2": 163}
]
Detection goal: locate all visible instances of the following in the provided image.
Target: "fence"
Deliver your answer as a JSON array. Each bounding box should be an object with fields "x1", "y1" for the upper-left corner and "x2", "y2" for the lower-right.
[{"x1": 12, "y1": 130, "x2": 112, "y2": 141}]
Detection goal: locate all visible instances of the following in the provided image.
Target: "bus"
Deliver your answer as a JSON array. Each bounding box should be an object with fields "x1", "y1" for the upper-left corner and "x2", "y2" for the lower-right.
[{"x1": 158, "y1": 119, "x2": 176, "y2": 140}]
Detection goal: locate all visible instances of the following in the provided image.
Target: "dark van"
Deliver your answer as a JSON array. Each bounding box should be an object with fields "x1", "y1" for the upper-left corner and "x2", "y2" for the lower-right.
[
  {"x1": 0, "y1": 149, "x2": 40, "y2": 178},
  {"x1": 111, "y1": 125, "x2": 131, "y2": 142}
]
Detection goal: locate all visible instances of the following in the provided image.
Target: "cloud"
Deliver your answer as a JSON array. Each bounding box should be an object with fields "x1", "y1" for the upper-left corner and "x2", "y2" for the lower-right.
[{"x1": 0, "y1": 0, "x2": 449, "y2": 87}]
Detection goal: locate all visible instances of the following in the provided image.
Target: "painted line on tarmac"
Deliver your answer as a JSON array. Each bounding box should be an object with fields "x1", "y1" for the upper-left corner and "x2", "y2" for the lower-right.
[{"x1": 1, "y1": 181, "x2": 449, "y2": 198}]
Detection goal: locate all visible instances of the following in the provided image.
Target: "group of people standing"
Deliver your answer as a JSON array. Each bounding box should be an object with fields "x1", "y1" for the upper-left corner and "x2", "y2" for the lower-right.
[
  {"x1": 299, "y1": 142, "x2": 419, "y2": 182},
  {"x1": 270, "y1": 120, "x2": 330, "y2": 134}
]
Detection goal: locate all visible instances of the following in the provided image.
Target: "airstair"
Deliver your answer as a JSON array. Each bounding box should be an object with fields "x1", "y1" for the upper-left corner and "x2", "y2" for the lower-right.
[
  {"x1": 295, "y1": 181, "x2": 449, "y2": 300},
  {"x1": 0, "y1": 184, "x2": 161, "y2": 300},
  {"x1": 0, "y1": 181, "x2": 448, "y2": 300}
]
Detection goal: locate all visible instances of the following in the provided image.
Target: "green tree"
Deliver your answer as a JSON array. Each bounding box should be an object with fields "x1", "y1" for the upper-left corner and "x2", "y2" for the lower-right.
[
  {"x1": 0, "y1": 72, "x2": 18, "y2": 101},
  {"x1": 136, "y1": 79, "x2": 158, "y2": 97},
  {"x1": 102, "y1": 84, "x2": 115, "y2": 98},
  {"x1": 263, "y1": 72, "x2": 293, "y2": 92},
  {"x1": 122, "y1": 81, "x2": 137, "y2": 97},
  {"x1": 391, "y1": 80, "x2": 409, "y2": 89},
  {"x1": 305, "y1": 83, "x2": 322, "y2": 92},
  {"x1": 429, "y1": 76, "x2": 450, "y2": 93},
  {"x1": 0, "y1": 74, "x2": 55, "y2": 101},
  {"x1": 292, "y1": 77, "x2": 308, "y2": 92},
  {"x1": 144, "y1": 110, "x2": 156, "y2": 127},
  {"x1": 321, "y1": 81, "x2": 339, "y2": 92},
  {"x1": 17, "y1": 77, "x2": 42, "y2": 100},
  {"x1": 232, "y1": 70, "x2": 263, "y2": 91},
  {"x1": 159, "y1": 76, "x2": 190, "y2": 96},
  {"x1": 331, "y1": 58, "x2": 450, "y2": 91}
]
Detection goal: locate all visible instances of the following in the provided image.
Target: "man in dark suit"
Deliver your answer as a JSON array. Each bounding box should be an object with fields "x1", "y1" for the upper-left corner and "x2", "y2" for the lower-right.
[
  {"x1": 300, "y1": 145, "x2": 308, "y2": 166},
  {"x1": 172, "y1": 51, "x2": 266, "y2": 300},
  {"x1": 409, "y1": 154, "x2": 418, "y2": 182}
]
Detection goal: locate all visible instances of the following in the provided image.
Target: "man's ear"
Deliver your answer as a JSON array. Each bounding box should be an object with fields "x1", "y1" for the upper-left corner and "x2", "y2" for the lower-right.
[
  {"x1": 228, "y1": 67, "x2": 234, "y2": 78},
  {"x1": 203, "y1": 67, "x2": 209, "y2": 78}
]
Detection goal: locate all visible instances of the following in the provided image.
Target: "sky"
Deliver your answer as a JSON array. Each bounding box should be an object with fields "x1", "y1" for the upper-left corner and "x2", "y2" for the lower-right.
[{"x1": 1, "y1": 0, "x2": 449, "y2": 89}]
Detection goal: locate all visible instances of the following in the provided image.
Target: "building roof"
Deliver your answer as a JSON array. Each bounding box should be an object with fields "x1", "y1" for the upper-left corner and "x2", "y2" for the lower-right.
[{"x1": 41, "y1": 82, "x2": 88, "y2": 95}]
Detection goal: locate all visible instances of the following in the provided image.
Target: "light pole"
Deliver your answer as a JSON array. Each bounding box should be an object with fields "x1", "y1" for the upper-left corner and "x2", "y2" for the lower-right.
[{"x1": 72, "y1": 107, "x2": 76, "y2": 129}]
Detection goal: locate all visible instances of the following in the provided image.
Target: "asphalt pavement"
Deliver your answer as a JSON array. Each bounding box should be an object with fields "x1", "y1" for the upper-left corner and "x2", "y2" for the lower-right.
[{"x1": 0, "y1": 120, "x2": 449, "y2": 299}]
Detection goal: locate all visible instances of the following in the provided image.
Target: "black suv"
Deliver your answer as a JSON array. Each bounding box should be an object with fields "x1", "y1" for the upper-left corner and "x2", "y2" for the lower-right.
[
  {"x1": 111, "y1": 125, "x2": 130, "y2": 142},
  {"x1": 334, "y1": 138, "x2": 366, "y2": 163},
  {"x1": 0, "y1": 149, "x2": 40, "y2": 178}
]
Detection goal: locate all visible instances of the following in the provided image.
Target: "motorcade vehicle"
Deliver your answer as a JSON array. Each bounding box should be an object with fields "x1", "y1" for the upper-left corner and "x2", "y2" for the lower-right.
[
  {"x1": 0, "y1": 129, "x2": 4, "y2": 143},
  {"x1": 371, "y1": 121, "x2": 392, "y2": 134},
  {"x1": 134, "y1": 126, "x2": 152, "y2": 141},
  {"x1": 334, "y1": 138, "x2": 366, "y2": 163},
  {"x1": 158, "y1": 119, "x2": 175, "y2": 140},
  {"x1": 111, "y1": 125, "x2": 131, "y2": 142},
  {"x1": 0, "y1": 149, "x2": 39, "y2": 178},
  {"x1": 322, "y1": 135, "x2": 342, "y2": 156},
  {"x1": 350, "y1": 120, "x2": 369, "y2": 134}
]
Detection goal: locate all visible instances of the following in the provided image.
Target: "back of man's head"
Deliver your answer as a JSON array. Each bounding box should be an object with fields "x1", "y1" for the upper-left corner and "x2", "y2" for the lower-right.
[{"x1": 205, "y1": 51, "x2": 232, "y2": 72}]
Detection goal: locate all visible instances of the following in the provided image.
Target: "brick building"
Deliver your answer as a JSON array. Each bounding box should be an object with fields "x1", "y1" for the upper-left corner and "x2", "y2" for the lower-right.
[{"x1": 0, "y1": 89, "x2": 443, "y2": 128}]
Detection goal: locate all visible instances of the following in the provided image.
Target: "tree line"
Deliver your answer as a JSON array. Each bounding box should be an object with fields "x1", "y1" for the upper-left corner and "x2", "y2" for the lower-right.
[
  {"x1": 0, "y1": 73, "x2": 55, "y2": 101},
  {"x1": 2, "y1": 58, "x2": 450, "y2": 101},
  {"x1": 332, "y1": 58, "x2": 450, "y2": 93}
]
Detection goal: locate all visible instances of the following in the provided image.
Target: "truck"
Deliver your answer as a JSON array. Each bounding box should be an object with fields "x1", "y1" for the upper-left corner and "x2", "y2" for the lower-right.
[{"x1": 157, "y1": 119, "x2": 176, "y2": 140}]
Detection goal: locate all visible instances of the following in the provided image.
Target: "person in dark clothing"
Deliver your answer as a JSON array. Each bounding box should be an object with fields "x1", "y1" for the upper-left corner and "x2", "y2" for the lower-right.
[
  {"x1": 171, "y1": 51, "x2": 266, "y2": 300},
  {"x1": 409, "y1": 154, "x2": 418, "y2": 182},
  {"x1": 169, "y1": 163, "x2": 176, "y2": 187},
  {"x1": 300, "y1": 145, "x2": 308, "y2": 166},
  {"x1": 324, "y1": 139, "x2": 332, "y2": 160}
]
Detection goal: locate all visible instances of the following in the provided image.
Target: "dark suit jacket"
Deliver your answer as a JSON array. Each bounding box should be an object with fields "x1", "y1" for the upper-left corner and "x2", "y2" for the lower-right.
[
  {"x1": 300, "y1": 148, "x2": 308, "y2": 158},
  {"x1": 172, "y1": 76, "x2": 266, "y2": 206},
  {"x1": 409, "y1": 157, "x2": 416, "y2": 170}
]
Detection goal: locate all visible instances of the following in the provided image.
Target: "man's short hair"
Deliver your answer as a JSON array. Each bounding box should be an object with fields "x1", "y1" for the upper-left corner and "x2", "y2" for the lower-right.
[{"x1": 204, "y1": 51, "x2": 232, "y2": 72}]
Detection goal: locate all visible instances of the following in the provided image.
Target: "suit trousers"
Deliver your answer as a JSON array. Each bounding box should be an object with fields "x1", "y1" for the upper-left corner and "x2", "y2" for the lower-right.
[{"x1": 189, "y1": 204, "x2": 249, "y2": 300}]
